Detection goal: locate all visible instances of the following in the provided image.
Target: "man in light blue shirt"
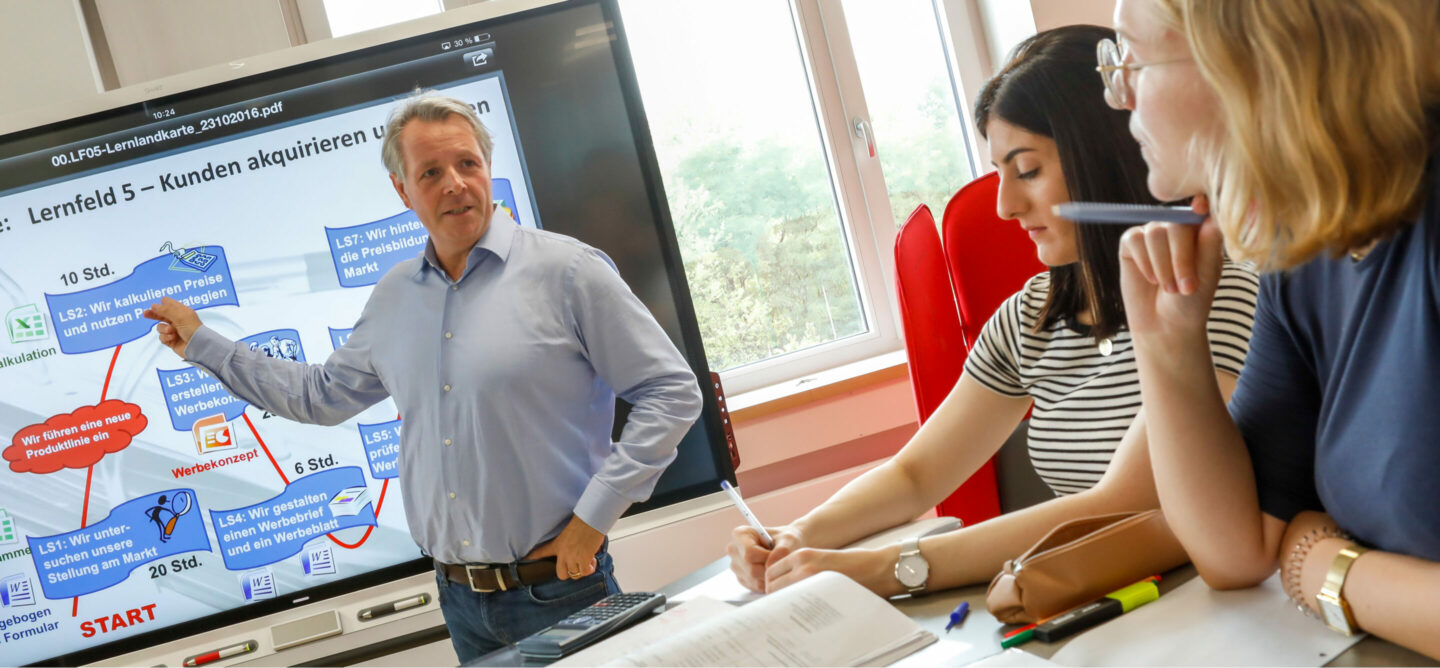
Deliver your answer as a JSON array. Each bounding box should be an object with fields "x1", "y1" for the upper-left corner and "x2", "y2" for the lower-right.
[{"x1": 144, "y1": 93, "x2": 702, "y2": 660}]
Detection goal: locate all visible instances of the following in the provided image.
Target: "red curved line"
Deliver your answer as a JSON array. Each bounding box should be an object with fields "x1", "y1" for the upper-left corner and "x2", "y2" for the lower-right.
[
  {"x1": 100, "y1": 345, "x2": 122, "y2": 402},
  {"x1": 244, "y1": 411, "x2": 391, "y2": 550},
  {"x1": 71, "y1": 465, "x2": 95, "y2": 617},
  {"x1": 242, "y1": 413, "x2": 290, "y2": 484},
  {"x1": 76, "y1": 345, "x2": 122, "y2": 616},
  {"x1": 326, "y1": 479, "x2": 389, "y2": 550}
]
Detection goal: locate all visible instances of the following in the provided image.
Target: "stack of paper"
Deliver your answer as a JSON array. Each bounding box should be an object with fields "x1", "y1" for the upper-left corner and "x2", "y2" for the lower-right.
[{"x1": 328, "y1": 486, "x2": 372, "y2": 516}]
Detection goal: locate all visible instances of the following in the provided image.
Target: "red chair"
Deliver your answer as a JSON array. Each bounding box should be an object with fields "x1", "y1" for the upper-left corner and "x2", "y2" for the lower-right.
[
  {"x1": 894, "y1": 173, "x2": 1046, "y2": 527},
  {"x1": 943, "y1": 172, "x2": 1047, "y2": 351},
  {"x1": 894, "y1": 204, "x2": 966, "y2": 423},
  {"x1": 894, "y1": 201, "x2": 1003, "y2": 528},
  {"x1": 937, "y1": 172, "x2": 1046, "y2": 523}
]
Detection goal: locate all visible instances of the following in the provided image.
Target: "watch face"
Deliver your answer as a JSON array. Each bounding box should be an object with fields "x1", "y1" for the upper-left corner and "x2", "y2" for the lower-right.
[
  {"x1": 897, "y1": 554, "x2": 929, "y2": 588},
  {"x1": 1321, "y1": 601, "x2": 1349, "y2": 632}
]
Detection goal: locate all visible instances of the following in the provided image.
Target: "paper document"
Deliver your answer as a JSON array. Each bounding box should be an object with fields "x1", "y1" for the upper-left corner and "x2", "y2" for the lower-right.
[
  {"x1": 1049, "y1": 573, "x2": 1364, "y2": 666},
  {"x1": 555, "y1": 596, "x2": 737, "y2": 666},
  {"x1": 965, "y1": 648, "x2": 1060, "y2": 667},
  {"x1": 604, "y1": 571, "x2": 935, "y2": 667}
]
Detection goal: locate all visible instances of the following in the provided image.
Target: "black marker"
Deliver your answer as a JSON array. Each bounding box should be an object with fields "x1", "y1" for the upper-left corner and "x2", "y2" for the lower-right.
[{"x1": 1033, "y1": 578, "x2": 1160, "y2": 643}]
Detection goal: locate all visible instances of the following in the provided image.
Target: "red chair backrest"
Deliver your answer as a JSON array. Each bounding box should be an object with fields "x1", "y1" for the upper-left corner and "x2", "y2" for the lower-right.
[
  {"x1": 893, "y1": 204, "x2": 966, "y2": 423},
  {"x1": 942, "y1": 172, "x2": 1047, "y2": 349},
  {"x1": 925, "y1": 172, "x2": 1046, "y2": 525}
]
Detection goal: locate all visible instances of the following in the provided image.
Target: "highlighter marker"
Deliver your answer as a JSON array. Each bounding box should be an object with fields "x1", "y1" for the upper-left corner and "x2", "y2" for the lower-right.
[{"x1": 1032, "y1": 578, "x2": 1160, "y2": 643}]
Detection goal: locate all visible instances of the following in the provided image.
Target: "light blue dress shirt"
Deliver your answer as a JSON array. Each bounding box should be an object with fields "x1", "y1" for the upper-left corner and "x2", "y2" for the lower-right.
[{"x1": 185, "y1": 213, "x2": 702, "y2": 564}]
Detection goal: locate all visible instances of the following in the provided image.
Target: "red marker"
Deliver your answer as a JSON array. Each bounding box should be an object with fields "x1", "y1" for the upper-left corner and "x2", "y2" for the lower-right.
[
  {"x1": 184, "y1": 641, "x2": 255, "y2": 666},
  {"x1": 1003, "y1": 623, "x2": 1037, "y2": 639}
]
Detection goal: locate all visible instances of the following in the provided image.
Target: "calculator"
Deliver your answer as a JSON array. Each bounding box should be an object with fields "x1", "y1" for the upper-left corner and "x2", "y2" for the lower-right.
[{"x1": 516, "y1": 591, "x2": 666, "y2": 660}]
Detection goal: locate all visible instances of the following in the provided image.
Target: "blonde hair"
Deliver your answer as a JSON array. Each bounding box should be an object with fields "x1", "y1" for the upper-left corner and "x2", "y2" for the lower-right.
[{"x1": 1156, "y1": 0, "x2": 1440, "y2": 269}]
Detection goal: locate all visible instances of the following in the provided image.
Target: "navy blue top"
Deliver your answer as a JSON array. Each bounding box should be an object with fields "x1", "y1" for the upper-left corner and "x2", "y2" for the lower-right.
[{"x1": 1228, "y1": 156, "x2": 1440, "y2": 562}]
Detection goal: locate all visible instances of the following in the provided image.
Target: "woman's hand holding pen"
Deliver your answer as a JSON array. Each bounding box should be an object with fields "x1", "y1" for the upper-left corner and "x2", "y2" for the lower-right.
[
  {"x1": 1118, "y1": 195, "x2": 1225, "y2": 347},
  {"x1": 763, "y1": 544, "x2": 903, "y2": 597},
  {"x1": 727, "y1": 524, "x2": 803, "y2": 593}
]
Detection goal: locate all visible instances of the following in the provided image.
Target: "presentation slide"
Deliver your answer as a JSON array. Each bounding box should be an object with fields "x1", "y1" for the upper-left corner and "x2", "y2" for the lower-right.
[{"x1": 0, "y1": 73, "x2": 537, "y2": 664}]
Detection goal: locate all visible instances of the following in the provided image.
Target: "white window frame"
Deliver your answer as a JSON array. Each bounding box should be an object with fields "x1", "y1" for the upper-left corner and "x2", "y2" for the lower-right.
[
  {"x1": 269, "y1": 0, "x2": 1002, "y2": 398},
  {"x1": 717, "y1": 0, "x2": 994, "y2": 395}
]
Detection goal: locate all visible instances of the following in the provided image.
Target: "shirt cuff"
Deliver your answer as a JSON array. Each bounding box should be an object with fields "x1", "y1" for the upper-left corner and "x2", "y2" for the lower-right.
[
  {"x1": 573, "y1": 479, "x2": 632, "y2": 535},
  {"x1": 184, "y1": 325, "x2": 235, "y2": 373}
]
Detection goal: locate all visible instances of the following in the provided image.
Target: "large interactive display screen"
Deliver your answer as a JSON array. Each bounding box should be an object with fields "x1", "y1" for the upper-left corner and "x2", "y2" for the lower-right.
[{"x1": 0, "y1": 1, "x2": 732, "y2": 664}]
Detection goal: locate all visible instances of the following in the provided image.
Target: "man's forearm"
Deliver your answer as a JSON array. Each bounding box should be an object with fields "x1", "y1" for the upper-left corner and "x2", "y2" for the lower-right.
[
  {"x1": 185, "y1": 325, "x2": 384, "y2": 426},
  {"x1": 577, "y1": 369, "x2": 702, "y2": 533}
]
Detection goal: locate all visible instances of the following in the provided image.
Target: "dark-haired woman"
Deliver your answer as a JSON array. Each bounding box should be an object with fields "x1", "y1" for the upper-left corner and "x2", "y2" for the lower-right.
[{"x1": 725, "y1": 25, "x2": 1258, "y2": 597}]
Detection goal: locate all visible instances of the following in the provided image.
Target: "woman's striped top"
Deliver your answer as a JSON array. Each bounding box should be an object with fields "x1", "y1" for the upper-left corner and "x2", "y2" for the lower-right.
[{"x1": 963, "y1": 261, "x2": 1259, "y2": 496}]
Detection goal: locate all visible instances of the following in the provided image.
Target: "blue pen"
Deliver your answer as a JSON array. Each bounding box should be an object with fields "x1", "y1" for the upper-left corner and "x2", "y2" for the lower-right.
[
  {"x1": 945, "y1": 601, "x2": 970, "y2": 632},
  {"x1": 1053, "y1": 202, "x2": 1206, "y2": 225}
]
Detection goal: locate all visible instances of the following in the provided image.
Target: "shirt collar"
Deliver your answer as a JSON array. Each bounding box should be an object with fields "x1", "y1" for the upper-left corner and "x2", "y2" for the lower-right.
[{"x1": 412, "y1": 208, "x2": 516, "y2": 281}]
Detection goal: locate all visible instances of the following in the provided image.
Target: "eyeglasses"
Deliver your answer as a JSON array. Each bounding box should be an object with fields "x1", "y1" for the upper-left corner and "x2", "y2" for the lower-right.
[{"x1": 1095, "y1": 37, "x2": 1190, "y2": 108}]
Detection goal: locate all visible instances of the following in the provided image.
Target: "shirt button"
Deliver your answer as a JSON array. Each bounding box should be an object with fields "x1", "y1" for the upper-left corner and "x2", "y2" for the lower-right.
[
  {"x1": 462, "y1": 540, "x2": 470, "y2": 546},
  {"x1": 451, "y1": 285, "x2": 459, "y2": 291},
  {"x1": 449, "y1": 492, "x2": 456, "y2": 499},
  {"x1": 443, "y1": 384, "x2": 451, "y2": 392},
  {"x1": 445, "y1": 332, "x2": 453, "y2": 340},
  {"x1": 444, "y1": 438, "x2": 452, "y2": 446}
]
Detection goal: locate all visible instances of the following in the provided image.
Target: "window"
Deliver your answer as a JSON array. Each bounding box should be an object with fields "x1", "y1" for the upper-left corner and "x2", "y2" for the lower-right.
[
  {"x1": 618, "y1": 1, "x2": 868, "y2": 378},
  {"x1": 839, "y1": 0, "x2": 974, "y2": 228},
  {"x1": 323, "y1": 0, "x2": 443, "y2": 38},
  {"x1": 619, "y1": 0, "x2": 980, "y2": 392}
]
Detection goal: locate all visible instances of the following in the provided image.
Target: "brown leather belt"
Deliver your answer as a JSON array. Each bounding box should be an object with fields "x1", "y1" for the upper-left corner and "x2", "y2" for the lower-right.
[{"x1": 436, "y1": 557, "x2": 558, "y2": 593}]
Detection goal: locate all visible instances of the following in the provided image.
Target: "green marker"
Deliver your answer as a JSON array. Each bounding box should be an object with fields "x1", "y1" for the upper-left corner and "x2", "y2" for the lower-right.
[{"x1": 1001, "y1": 628, "x2": 1035, "y2": 649}]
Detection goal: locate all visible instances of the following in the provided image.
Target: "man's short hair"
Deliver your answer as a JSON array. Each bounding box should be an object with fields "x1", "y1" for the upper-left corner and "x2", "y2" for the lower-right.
[{"x1": 381, "y1": 91, "x2": 494, "y2": 181}]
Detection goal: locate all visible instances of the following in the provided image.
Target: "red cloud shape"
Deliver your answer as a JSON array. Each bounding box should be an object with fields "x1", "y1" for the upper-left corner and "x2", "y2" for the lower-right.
[{"x1": 5, "y1": 400, "x2": 147, "y2": 474}]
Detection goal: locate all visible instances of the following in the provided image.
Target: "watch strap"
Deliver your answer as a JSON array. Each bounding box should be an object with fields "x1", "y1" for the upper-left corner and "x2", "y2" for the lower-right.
[
  {"x1": 1318, "y1": 542, "x2": 1369, "y2": 634},
  {"x1": 895, "y1": 537, "x2": 926, "y2": 594}
]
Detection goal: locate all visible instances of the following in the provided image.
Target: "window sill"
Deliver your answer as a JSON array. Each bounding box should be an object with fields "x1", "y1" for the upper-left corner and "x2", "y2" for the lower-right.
[{"x1": 727, "y1": 349, "x2": 910, "y2": 422}]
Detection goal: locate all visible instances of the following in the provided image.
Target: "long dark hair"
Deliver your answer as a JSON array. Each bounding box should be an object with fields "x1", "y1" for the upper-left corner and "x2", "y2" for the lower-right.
[{"x1": 973, "y1": 25, "x2": 1156, "y2": 341}]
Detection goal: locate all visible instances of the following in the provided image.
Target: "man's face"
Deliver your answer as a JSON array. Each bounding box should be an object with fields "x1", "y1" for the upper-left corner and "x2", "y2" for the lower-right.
[{"x1": 389, "y1": 115, "x2": 495, "y2": 257}]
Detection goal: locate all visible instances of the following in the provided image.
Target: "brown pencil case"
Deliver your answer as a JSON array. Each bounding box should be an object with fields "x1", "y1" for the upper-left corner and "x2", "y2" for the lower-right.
[{"x1": 984, "y1": 509, "x2": 1189, "y2": 624}]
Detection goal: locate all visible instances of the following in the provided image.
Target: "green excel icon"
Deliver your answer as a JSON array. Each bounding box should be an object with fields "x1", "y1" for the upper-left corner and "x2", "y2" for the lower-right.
[
  {"x1": 6, "y1": 304, "x2": 47, "y2": 344},
  {"x1": 0, "y1": 509, "x2": 16, "y2": 545}
]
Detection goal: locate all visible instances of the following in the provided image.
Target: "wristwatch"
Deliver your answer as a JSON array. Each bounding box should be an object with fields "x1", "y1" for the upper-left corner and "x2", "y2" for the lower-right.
[
  {"x1": 1316, "y1": 542, "x2": 1369, "y2": 636},
  {"x1": 894, "y1": 537, "x2": 930, "y2": 595}
]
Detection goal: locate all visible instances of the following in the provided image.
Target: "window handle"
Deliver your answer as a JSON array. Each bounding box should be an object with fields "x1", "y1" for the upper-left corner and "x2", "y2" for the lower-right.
[{"x1": 853, "y1": 117, "x2": 876, "y2": 158}]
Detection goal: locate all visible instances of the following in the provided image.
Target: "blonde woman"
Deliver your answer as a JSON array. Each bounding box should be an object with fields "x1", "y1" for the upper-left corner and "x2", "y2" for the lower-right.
[{"x1": 1108, "y1": 0, "x2": 1440, "y2": 658}]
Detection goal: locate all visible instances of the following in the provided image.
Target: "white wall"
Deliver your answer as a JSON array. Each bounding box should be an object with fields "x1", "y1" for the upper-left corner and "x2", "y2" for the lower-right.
[
  {"x1": 1031, "y1": 0, "x2": 1116, "y2": 32},
  {"x1": 95, "y1": 0, "x2": 295, "y2": 87},
  {"x1": 0, "y1": 0, "x2": 100, "y2": 116}
]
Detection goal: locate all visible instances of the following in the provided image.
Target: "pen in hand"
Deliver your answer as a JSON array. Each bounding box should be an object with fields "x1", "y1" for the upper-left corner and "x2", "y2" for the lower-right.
[{"x1": 721, "y1": 481, "x2": 774, "y2": 549}]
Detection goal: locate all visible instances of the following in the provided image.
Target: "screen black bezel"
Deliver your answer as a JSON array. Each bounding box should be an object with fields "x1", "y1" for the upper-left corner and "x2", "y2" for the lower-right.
[{"x1": 16, "y1": 1, "x2": 733, "y2": 664}]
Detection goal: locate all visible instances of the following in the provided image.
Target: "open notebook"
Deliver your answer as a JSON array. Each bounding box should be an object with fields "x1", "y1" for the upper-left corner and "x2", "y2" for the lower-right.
[{"x1": 579, "y1": 571, "x2": 935, "y2": 667}]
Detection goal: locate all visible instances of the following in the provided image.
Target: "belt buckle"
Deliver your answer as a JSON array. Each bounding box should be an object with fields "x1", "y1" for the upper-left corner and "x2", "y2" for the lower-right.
[{"x1": 465, "y1": 564, "x2": 505, "y2": 593}]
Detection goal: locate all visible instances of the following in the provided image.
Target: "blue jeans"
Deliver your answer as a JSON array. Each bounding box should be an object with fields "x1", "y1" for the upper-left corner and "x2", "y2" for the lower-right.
[{"x1": 436, "y1": 551, "x2": 621, "y2": 663}]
